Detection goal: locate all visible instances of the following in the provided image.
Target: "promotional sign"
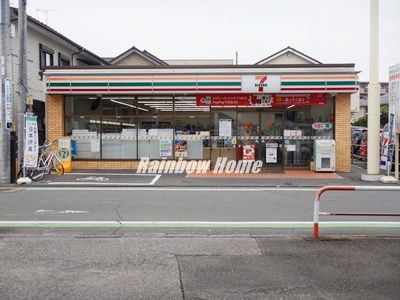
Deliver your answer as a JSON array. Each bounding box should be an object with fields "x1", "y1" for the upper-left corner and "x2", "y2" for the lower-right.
[
  {"x1": 219, "y1": 119, "x2": 232, "y2": 137},
  {"x1": 242, "y1": 143, "x2": 255, "y2": 161},
  {"x1": 265, "y1": 143, "x2": 278, "y2": 163},
  {"x1": 23, "y1": 114, "x2": 39, "y2": 168},
  {"x1": 389, "y1": 64, "x2": 400, "y2": 131},
  {"x1": 196, "y1": 93, "x2": 327, "y2": 107},
  {"x1": 175, "y1": 140, "x2": 188, "y2": 157},
  {"x1": 58, "y1": 137, "x2": 72, "y2": 172},
  {"x1": 241, "y1": 75, "x2": 281, "y2": 93},
  {"x1": 5, "y1": 78, "x2": 13, "y2": 129},
  {"x1": 312, "y1": 122, "x2": 333, "y2": 130},
  {"x1": 273, "y1": 94, "x2": 327, "y2": 106},
  {"x1": 159, "y1": 139, "x2": 173, "y2": 157}
]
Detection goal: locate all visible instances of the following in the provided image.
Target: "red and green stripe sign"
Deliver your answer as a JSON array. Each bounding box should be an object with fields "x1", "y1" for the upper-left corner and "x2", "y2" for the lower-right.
[{"x1": 46, "y1": 74, "x2": 358, "y2": 94}]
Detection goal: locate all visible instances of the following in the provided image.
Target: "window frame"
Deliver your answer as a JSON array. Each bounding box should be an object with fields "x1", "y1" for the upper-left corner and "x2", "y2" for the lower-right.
[
  {"x1": 58, "y1": 52, "x2": 71, "y2": 66},
  {"x1": 39, "y1": 43, "x2": 54, "y2": 71}
]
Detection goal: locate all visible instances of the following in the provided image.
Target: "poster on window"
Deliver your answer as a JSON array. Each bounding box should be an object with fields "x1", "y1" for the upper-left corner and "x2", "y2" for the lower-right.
[
  {"x1": 160, "y1": 139, "x2": 173, "y2": 157},
  {"x1": 175, "y1": 140, "x2": 188, "y2": 157},
  {"x1": 219, "y1": 119, "x2": 232, "y2": 137},
  {"x1": 242, "y1": 143, "x2": 255, "y2": 161},
  {"x1": 265, "y1": 143, "x2": 278, "y2": 163},
  {"x1": 23, "y1": 114, "x2": 39, "y2": 168}
]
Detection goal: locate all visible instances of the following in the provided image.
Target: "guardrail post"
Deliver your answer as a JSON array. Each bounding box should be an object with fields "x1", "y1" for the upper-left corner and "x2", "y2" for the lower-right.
[
  {"x1": 313, "y1": 194, "x2": 320, "y2": 240},
  {"x1": 313, "y1": 185, "x2": 400, "y2": 241}
]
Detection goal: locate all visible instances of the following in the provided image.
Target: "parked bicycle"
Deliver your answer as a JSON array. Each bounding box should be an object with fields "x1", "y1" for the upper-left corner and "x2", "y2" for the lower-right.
[{"x1": 22, "y1": 140, "x2": 65, "y2": 181}]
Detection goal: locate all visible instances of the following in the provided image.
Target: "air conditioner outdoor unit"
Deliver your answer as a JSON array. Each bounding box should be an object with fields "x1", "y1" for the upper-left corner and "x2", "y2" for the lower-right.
[{"x1": 314, "y1": 140, "x2": 336, "y2": 172}]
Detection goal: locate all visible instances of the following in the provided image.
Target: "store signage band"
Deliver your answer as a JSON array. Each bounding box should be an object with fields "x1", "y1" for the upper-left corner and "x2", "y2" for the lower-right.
[{"x1": 196, "y1": 93, "x2": 327, "y2": 107}]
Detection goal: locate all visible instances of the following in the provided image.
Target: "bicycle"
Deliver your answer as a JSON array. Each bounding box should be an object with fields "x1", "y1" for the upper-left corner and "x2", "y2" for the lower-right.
[{"x1": 24, "y1": 140, "x2": 65, "y2": 181}]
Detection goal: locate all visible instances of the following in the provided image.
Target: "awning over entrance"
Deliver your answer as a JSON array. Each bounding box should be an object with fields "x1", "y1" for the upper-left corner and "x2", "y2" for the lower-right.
[{"x1": 44, "y1": 64, "x2": 359, "y2": 95}]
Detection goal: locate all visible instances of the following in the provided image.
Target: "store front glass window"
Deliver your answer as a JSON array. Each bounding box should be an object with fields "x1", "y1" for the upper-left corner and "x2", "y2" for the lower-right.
[
  {"x1": 65, "y1": 97, "x2": 101, "y2": 159},
  {"x1": 174, "y1": 98, "x2": 210, "y2": 159},
  {"x1": 101, "y1": 98, "x2": 136, "y2": 159},
  {"x1": 137, "y1": 98, "x2": 174, "y2": 159}
]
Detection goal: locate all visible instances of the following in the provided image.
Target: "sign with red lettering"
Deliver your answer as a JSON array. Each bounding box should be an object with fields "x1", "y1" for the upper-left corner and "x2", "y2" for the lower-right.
[{"x1": 196, "y1": 94, "x2": 327, "y2": 107}]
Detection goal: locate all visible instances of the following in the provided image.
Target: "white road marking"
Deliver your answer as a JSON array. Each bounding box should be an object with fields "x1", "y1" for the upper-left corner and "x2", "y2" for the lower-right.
[
  {"x1": 34, "y1": 210, "x2": 89, "y2": 214},
  {"x1": 65, "y1": 172, "x2": 156, "y2": 176},
  {"x1": 21, "y1": 187, "x2": 319, "y2": 192},
  {"x1": 0, "y1": 221, "x2": 399, "y2": 229}
]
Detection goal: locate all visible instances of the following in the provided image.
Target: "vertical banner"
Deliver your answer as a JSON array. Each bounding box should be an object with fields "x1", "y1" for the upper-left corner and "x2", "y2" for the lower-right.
[
  {"x1": 380, "y1": 113, "x2": 394, "y2": 171},
  {"x1": 389, "y1": 64, "x2": 400, "y2": 132},
  {"x1": 58, "y1": 137, "x2": 72, "y2": 172},
  {"x1": 5, "y1": 78, "x2": 13, "y2": 129},
  {"x1": 23, "y1": 114, "x2": 39, "y2": 168}
]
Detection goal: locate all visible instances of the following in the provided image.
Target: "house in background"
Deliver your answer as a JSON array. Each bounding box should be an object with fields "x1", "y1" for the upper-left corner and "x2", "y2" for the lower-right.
[
  {"x1": 9, "y1": 7, "x2": 108, "y2": 143},
  {"x1": 351, "y1": 81, "x2": 389, "y2": 123}
]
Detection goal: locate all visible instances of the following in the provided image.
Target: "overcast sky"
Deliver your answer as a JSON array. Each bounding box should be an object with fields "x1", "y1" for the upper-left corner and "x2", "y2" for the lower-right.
[{"x1": 15, "y1": 0, "x2": 400, "y2": 81}]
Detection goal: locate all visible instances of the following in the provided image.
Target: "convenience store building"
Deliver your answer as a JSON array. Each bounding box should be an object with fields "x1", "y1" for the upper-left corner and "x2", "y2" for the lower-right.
[{"x1": 44, "y1": 48, "x2": 359, "y2": 172}]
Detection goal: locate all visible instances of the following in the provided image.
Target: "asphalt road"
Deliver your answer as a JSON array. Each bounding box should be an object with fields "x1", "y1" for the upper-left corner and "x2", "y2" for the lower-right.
[
  {"x1": 0, "y1": 187, "x2": 399, "y2": 223},
  {"x1": 0, "y1": 187, "x2": 399, "y2": 299}
]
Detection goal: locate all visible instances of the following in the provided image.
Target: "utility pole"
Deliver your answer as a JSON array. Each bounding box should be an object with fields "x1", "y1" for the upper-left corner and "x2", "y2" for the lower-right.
[
  {"x1": 17, "y1": 0, "x2": 28, "y2": 175},
  {"x1": 0, "y1": 0, "x2": 12, "y2": 183},
  {"x1": 363, "y1": 0, "x2": 381, "y2": 181}
]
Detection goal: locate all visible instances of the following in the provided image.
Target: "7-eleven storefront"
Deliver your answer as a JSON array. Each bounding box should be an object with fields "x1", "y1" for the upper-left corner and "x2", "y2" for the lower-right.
[{"x1": 44, "y1": 65, "x2": 358, "y2": 172}]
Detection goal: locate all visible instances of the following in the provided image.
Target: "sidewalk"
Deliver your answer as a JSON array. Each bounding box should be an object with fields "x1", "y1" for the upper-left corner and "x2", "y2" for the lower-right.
[{"x1": 3, "y1": 164, "x2": 398, "y2": 187}]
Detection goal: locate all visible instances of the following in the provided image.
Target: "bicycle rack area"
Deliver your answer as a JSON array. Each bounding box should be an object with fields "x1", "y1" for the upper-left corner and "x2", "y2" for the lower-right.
[{"x1": 313, "y1": 185, "x2": 400, "y2": 240}]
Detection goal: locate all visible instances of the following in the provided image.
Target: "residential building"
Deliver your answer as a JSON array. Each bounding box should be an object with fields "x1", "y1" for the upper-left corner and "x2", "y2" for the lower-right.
[{"x1": 9, "y1": 7, "x2": 108, "y2": 143}]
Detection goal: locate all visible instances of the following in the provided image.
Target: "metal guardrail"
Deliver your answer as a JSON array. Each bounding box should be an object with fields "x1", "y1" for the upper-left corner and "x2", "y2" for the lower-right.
[{"x1": 313, "y1": 186, "x2": 400, "y2": 240}]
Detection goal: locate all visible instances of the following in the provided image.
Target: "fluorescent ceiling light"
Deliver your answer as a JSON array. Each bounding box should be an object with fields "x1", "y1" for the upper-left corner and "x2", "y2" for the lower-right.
[{"x1": 110, "y1": 99, "x2": 149, "y2": 112}]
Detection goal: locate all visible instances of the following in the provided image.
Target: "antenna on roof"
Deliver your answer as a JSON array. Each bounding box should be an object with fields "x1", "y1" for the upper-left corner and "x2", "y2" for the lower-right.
[
  {"x1": 35, "y1": 8, "x2": 57, "y2": 25},
  {"x1": 235, "y1": 51, "x2": 238, "y2": 65}
]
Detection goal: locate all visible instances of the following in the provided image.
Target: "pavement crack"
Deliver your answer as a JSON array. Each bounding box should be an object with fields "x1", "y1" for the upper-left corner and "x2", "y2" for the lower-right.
[
  {"x1": 112, "y1": 204, "x2": 123, "y2": 235},
  {"x1": 175, "y1": 255, "x2": 186, "y2": 300}
]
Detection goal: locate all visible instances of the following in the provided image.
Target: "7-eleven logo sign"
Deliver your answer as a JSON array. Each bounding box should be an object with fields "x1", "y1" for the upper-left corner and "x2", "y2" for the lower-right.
[
  {"x1": 242, "y1": 75, "x2": 281, "y2": 93},
  {"x1": 255, "y1": 75, "x2": 268, "y2": 92}
]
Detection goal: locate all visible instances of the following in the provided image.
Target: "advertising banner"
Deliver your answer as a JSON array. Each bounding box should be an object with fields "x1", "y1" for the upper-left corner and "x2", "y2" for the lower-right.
[
  {"x1": 265, "y1": 143, "x2": 278, "y2": 163},
  {"x1": 23, "y1": 114, "x2": 39, "y2": 168},
  {"x1": 160, "y1": 139, "x2": 173, "y2": 157},
  {"x1": 196, "y1": 93, "x2": 327, "y2": 107},
  {"x1": 58, "y1": 137, "x2": 72, "y2": 172},
  {"x1": 242, "y1": 143, "x2": 255, "y2": 161},
  {"x1": 175, "y1": 140, "x2": 188, "y2": 157}
]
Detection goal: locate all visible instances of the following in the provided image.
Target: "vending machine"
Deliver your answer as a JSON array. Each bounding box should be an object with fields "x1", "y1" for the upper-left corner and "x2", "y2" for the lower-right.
[{"x1": 313, "y1": 140, "x2": 336, "y2": 172}]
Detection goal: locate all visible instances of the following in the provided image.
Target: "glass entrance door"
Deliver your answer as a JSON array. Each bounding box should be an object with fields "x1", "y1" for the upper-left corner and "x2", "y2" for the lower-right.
[{"x1": 261, "y1": 113, "x2": 284, "y2": 167}]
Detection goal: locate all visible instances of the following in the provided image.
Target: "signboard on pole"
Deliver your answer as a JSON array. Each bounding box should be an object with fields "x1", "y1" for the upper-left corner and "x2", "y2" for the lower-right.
[
  {"x1": 23, "y1": 114, "x2": 39, "y2": 168},
  {"x1": 5, "y1": 78, "x2": 13, "y2": 129},
  {"x1": 389, "y1": 64, "x2": 400, "y2": 132}
]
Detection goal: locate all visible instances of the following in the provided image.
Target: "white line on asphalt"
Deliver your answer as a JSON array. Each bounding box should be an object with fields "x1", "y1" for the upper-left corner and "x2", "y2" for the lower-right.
[
  {"x1": 0, "y1": 221, "x2": 399, "y2": 228},
  {"x1": 65, "y1": 172, "x2": 156, "y2": 176},
  {"x1": 21, "y1": 187, "x2": 319, "y2": 192},
  {"x1": 34, "y1": 210, "x2": 89, "y2": 214}
]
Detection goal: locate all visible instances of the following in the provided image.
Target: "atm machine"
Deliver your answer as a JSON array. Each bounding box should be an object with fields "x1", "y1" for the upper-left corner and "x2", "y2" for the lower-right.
[{"x1": 314, "y1": 140, "x2": 336, "y2": 172}]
